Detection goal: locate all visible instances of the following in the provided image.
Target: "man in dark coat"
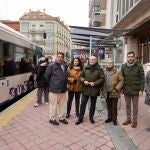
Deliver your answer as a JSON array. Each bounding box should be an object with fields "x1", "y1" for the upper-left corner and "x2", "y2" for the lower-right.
[
  {"x1": 45, "y1": 52, "x2": 68, "y2": 125},
  {"x1": 75, "y1": 56, "x2": 105, "y2": 125},
  {"x1": 121, "y1": 51, "x2": 144, "y2": 128}
]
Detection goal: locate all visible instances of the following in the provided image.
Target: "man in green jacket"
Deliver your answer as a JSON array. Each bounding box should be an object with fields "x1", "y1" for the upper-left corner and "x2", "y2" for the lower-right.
[
  {"x1": 121, "y1": 51, "x2": 144, "y2": 128},
  {"x1": 75, "y1": 56, "x2": 104, "y2": 125}
]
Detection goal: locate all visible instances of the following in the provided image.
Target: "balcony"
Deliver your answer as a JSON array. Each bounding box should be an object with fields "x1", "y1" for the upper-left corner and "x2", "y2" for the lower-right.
[
  {"x1": 30, "y1": 29, "x2": 45, "y2": 34},
  {"x1": 93, "y1": 21, "x2": 100, "y2": 28},
  {"x1": 89, "y1": 0, "x2": 100, "y2": 17},
  {"x1": 94, "y1": 14, "x2": 100, "y2": 21},
  {"x1": 32, "y1": 40, "x2": 45, "y2": 45}
]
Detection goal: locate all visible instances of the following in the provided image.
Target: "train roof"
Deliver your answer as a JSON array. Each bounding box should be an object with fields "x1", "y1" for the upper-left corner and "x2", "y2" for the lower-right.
[{"x1": 0, "y1": 22, "x2": 41, "y2": 49}]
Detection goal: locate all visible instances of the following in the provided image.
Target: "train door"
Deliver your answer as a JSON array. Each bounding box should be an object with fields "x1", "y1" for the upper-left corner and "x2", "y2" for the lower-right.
[{"x1": 0, "y1": 41, "x2": 10, "y2": 104}]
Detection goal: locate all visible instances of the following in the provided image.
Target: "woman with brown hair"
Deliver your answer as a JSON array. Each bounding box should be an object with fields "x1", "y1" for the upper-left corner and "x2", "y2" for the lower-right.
[{"x1": 66, "y1": 57, "x2": 83, "y2": 118}]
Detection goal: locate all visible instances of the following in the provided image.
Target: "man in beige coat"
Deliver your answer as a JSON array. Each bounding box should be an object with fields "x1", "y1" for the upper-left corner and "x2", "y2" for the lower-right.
[{"x1": 103, "y1": 59, "x2": 124, "y2": 125}]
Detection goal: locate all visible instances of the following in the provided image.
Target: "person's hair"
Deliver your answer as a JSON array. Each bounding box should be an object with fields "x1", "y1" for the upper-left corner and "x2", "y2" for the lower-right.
[
  {"x1": 127, "y1": 51, "x2": 135, "y2": 57},
  {"x1": 69, "y1": 57, "x2": 83, "y2": 70},
  {"x1": 57, "y1": 52, "x2": 64, "y2": 58},
  {"x1": 107, "y1": 58, "x2": 114, "y2": 63}
]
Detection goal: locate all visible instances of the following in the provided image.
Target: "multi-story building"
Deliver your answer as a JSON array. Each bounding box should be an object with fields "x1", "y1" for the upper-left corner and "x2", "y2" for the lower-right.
[
  {"x1": 108, "y1": 0, "x2": 150, "y2": 69},
  {"x1": 89, "y1": 0, "x2": 107, "y2": 28},
  {"x1": 0, "y1": 20, "x2": 20, "y2": 31},
  {"x1": 19, "y1": 9, "x2": 71, "y2": 56}
]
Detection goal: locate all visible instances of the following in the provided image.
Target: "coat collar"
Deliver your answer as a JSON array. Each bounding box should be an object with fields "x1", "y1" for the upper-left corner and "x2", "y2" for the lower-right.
[{"x1": 104, "y1": 68, "x2": 117, "y2": 75}]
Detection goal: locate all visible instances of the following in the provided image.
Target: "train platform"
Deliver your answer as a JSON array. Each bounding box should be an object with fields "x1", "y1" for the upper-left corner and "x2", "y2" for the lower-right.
[{"x1": 0, "y1": 90, "x2": 150, "y2": 150}]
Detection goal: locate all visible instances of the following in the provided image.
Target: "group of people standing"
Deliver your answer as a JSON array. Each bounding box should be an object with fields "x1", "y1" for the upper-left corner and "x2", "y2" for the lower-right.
[{"x1": 34, "y1": 51, "x2": 146, "y2": 129}]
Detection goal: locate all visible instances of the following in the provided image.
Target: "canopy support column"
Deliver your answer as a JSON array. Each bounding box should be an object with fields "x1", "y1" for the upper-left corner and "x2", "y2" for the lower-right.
[{"x1": 90, "y1": 36, "x2": 92, "y2": 57}]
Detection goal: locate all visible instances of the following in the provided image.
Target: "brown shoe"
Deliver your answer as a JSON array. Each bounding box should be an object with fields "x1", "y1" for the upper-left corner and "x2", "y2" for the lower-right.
[
  {"x1": 122, "y1": 120, "x2": 131, "y2": 125},
  {"x1": 131, "y1": 122, "x2": 137, "y2": 128}
]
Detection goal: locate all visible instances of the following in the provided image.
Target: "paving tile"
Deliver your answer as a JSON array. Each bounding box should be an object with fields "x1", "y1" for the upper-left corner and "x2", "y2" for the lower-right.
[
  {"x1": 0, "y1": 128, "x2": 8, "y2": 136},
  {"x1": 0, "y1": 145, "x2": 12, "y2": 150},
  {"x1": 27, "y1": 145, "x2": 42, "y2": 150},
  {"x1": 38, "y1": 143, "x2": 50, "y2": 149},
  {"x1": 69, "y1": 143, "x2": 82, "y2": 150},
  {"x1": 23, "y1": 141, "x2": 36, "y2": 149},
  {"x1": 138, "y1": 144, "x2": 150, "y2": 150},
  {"x1": 7, "y1": 141, "x2": 26, "y2": 150},
  {"x1": 0, "y1": 139, "x2": 7, "y2": 146},
  {"x1": 99, "y1": 144, "x2": 114, "y2": 150},
  {"x1": 96, "y1": 137, "x2": 108, "y2": 145},
  {"x1": 83, "y1": 143, "x2": 97, "y2": 150},
  {"x1": 105, "y1": 141, "x2": 115, "y2": 148}
]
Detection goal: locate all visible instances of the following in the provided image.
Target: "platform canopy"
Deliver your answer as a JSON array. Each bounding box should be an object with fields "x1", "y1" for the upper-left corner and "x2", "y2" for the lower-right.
[{"x1": 69, "y1": 26, "x2": 130, "y2": 47}]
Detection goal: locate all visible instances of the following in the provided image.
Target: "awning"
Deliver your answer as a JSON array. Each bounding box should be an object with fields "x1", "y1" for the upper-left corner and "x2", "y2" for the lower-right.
[{"x1": 69, "y1": 26, "x2": 130, "y2": 47}]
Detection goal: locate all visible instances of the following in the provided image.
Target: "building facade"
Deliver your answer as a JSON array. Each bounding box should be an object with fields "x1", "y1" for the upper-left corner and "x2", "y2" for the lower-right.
[
  {"x1": 109, "y1": 0, "x2": 150, "y2": 69},
  {"x1": 89, "y1": 0, "x2": 107, "y2": 28},
  {"x1": 0, "y1": 20, "x2": 20, "y2": 32},
  {"x1": 19, "y1": 9, "x2": 71, "y2": 56}
]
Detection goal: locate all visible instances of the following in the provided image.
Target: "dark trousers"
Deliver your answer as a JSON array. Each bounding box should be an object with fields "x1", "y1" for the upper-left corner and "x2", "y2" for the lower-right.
[
  {"x1": 106, "y1": 92, "x2": 118, "y2": 121},
  {"x1": 79, "y1": 95, "x2": 97, "y2": 121},
  {"x1": 37, "y1": 87, "x2": 49, "y2": 104},
  {"x1": 67, "y1": 91, "x2": 81, "y2": 116}
]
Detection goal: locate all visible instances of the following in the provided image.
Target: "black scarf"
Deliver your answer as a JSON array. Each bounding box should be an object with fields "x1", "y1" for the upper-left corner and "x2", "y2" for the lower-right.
[{"x1": 89, "y1": 63, "x2": 98, "y2": 72}]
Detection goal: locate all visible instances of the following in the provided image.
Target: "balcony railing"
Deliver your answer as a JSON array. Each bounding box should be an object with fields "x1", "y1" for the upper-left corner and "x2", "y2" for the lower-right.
[
  {"x1": 32, "y1": 40, "x2": 45, "y2": 45},
  {"x1": 30, "y1": 29, "x2": 45, "y2": 34}
]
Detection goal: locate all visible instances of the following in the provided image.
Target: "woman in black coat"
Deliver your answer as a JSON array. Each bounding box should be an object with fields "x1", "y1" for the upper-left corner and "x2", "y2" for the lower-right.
[{"x1": 34, "y1": 57, "x2": 49, "y2": 107}]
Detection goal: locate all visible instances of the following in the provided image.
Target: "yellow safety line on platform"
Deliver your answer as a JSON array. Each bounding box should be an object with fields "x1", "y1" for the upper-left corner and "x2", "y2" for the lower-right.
[{"x1": 0, "y1": 90, "x2": 36, "y2": 127}]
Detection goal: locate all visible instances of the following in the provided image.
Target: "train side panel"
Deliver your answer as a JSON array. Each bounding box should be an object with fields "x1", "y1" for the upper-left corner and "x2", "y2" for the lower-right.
[{"x1": 0, "y1": 73, "x2": 31, "y2": 104}]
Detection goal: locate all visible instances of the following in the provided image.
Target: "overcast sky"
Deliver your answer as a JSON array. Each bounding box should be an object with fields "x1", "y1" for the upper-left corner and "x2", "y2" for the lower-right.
[{"x1": 0, "y1": 0, "x2": 89, "y2": 27}]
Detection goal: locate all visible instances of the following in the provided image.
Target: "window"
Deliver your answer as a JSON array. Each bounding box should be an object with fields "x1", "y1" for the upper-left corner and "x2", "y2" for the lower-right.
[
  {"x1": 122, "y1": 0, "x2": 126, "y2": 16},
  {"x1": 94, "y1": 6, "x2": 100, "y2": 12},
  {"x1": 39, "y1": 24, "x2": 44, "y2": 32},
  {"x1": 32, "y1": 24, "x2": 36, "y2": 31},
  {"x1": 45, "y1": 23, "x2": 54, "y2": 33},
  {"x1": 22, "y1": 33, "x2": 29, "y2": 38},
  {"x1": 32, "y1": 35, "x2": 36, "y2": 41},
  {"x1": 134, "y1": 0, "x2": 140, "y2": 4},
  {"x1": 130, "y1": 0, "x2": 134, "y2": 8},
  {"x1": 21, "y1": 22, "x2": 29, "y2": 32},
  {"x1": 126, "y1": 0, "x2": 129, "y2": 13},
  {"x1": 118, "y1": 0, "x2": 121, "y2": 20}
]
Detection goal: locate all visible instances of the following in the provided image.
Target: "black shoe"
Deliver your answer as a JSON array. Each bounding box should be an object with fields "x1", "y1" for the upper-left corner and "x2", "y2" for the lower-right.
[
  {"x1": 113, "y1": 120, "x2": 118, "y2": 126},
  {"x1": 59, "y1": 119, "x2": 68, "y2": 124},
  {"x1": 105, "y1": 118, "x2": 112, "y2": 123},
  {"x1": 145, "y1": 127, "x2": 150, "y2": 131},
  {"x1": 75, "y1": 119, "x2": 83, "y2": 125},
  {"x1": 66, "y1": 114, "x2": 70, "y2": 118},
  {"x1": 49, "y1": 120, "x2": 59, "y2": 125},
  {"x1": 90, "y1": 119, "x2": 95, "y2": 124}
]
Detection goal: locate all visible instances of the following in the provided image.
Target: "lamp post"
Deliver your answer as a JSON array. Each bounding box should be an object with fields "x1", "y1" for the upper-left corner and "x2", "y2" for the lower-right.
[{"x1": 89, "y1": 36, "x2": 92, "y2": 57}]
